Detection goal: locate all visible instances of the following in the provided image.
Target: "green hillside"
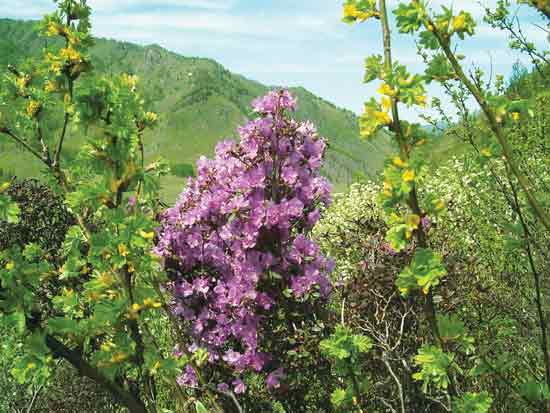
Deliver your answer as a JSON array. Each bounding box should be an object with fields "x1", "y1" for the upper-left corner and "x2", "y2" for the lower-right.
[{"x1": 0, "y1": 18, "x2": 395, "y2": 201}]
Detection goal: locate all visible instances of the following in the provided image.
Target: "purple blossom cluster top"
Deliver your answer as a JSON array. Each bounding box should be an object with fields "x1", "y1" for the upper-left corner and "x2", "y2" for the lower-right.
[{"x1": 155, "y1": 90, "x2": 334, "y2": 394}]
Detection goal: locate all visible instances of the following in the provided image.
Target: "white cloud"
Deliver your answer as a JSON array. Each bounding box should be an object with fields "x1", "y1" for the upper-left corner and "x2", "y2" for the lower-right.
[
  {"x1": 92, "y1": 10, "x2": 337, "y2": 40},
  {"x1": 0, "y1": 0, "x2": 237, "y2": 19},
  {"x1": 476, "y1": 21, "x2": 550, "y2": 43},
  {"x1": 0, "y1": 0, "x2": 51, "y2": 19},
  {"x1": 88, "y1": 0, "x2": 236, "y2": 13}
]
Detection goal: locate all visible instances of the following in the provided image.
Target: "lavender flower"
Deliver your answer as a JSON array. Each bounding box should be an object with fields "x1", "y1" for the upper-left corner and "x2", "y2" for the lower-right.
[{"x1": 156, "y1": 90, "x2": 332, "y2": 391}]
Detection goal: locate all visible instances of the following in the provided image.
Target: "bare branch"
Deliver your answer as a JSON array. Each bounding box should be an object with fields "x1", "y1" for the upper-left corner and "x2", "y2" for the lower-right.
[{"x1": 0, "y1": 127, "x2": 50, "y2": 166}]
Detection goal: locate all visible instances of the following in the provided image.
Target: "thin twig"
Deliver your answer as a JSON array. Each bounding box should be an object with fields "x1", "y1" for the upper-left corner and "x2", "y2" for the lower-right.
[{"x1": 0, "y1": 128, "x2": 49, "y2": 165}]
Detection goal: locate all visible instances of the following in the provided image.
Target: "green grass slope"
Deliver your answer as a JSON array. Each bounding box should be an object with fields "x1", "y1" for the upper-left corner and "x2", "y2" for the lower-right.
[{"x1": 0, "y1": 18, "x2": 395, "y2": 201}]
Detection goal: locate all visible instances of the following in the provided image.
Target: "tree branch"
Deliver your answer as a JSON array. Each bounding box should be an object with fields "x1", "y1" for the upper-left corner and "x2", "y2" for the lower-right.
[
  {"x1": 45, "y1": 334, "x2": 147, "y2": 413},
  {"x1": 378, "y1": 0, "x2": 457, "y2": 397},
  {"x1": 0, "y1": 127, "x2": 50, "y2": 166},
  {"x1": 431, "y1": 24, "x2": 550, "y2": 232}
]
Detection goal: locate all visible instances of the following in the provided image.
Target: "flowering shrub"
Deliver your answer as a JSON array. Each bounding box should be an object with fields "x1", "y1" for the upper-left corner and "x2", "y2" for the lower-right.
[{"x1": 155, "y1": 90, "x2": 333, "y2": 395}]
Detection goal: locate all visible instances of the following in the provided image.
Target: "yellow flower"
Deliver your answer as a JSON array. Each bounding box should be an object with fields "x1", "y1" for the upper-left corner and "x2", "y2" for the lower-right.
[
  {"x1": 392, "y1": 156, "x2": 407, "y2": 168},
  {"x1": 109, "y1": 178, "x2": 123, "y2": 193},
  {"x1": 46, "y1": 21, "x2": 60, "y2": 37},
  {"x1": 15, "y1": 75, "x2": 30, "y2": 90},
  {"x1": 383, "y1": 181, "x2": 393, "y2": 197},
  {"x1": 102, "y1": 341, "x2": 116, "y2": 351},
  {"x1": 145, "y1": 111, "x2": 158, "y2": 123},
  {"x1": 106, "y1": 289, "x2": 119, "y2": 300},
  {"x1": 374, "y1": 110, "x2": 392, "y2": 125},
  {"x1": 151, "y1": 360, "x2": 162, "y2": 374},
  {"x1": 44, "y1": 80, "x2": 58, "y2": 93},
  {"x1": 129, "y1": 303, "x2": 142, "y2": 318},
  {"x1": 26, "y1": 100, "x2": 41, "y2": 117},
  {"x1": 378, "y1": 82, "x2": 397, "y2": 97},
  {"x1": 27, "y1": 362, "x2": 36, "y2": 369},
  {"x1": 88, "y1": 291, "x2": 101, "y2": 302},
  {"x1": 127, "y1": 262, "x2": 135, "y2": 273},
  {"x1": 118, "y1": 243, "x2": 128, "y2": 257},
  {"x1": 402, "y1": 169, "x2": 415, "y2": 182},
  {"x1": 360, "y1": 101, "x2": 391, "y2": 138},
  {"x1": 400, "y1": 75, "x2": 414, "y2": 87},
  {"x1": 66, "y1": 30, "x2": 80, "y2": 46},
  {"x1": 50, "y1": 61, "x2": 63, "y2": 75},
  {"x1": 98, "y1": 272, "x2": 115, "y2": 287},
  {"x1": 427, "y1": 23, "x2": 434, "y2": 32},
  {"x1": 5, "y1": 261, "x2": 14, "y2": 270},
  {"x1": 406, "y1": 214, "x2": 420, "y2": 229},
  {"x1": 343, "y1": 3, "x2": 360, "y2": 19},
  {"x1": 139, "y1": 230, "x2": 155, "y2": 239},
  {"x1": 0, "y1": 181, "x2": 10, "y2": 194},
  {"x1": 143, "y1": 298, "x2": 162, "y2": 308},
  {"x1": 60, "y1": 47, "x2": 81, "y2": 63},
  {"x1": 381, "y1": 96, "x2": 392, "y2": 112},
  {"x1": 122, "y1": 73, "x2": 139, "y2": 91},
  {"x1": 415, "y1": 95, "x2": 427, "y2": 107},
  {"x1": 111, "y1": 352, "x2": 128, "y2": 363},
  {"x1": 344, "y1": 3, "x2": 378, "y2": 21},
  {"x1": 435, "y1": 200, "x2": 445, "y2": 211},
  {"x1": 480, "y1": 148, "x2": 491, "y2": 157},
  {"x1": 511, "y1": 111, "x2": 520, "y2": 122},
  {"x1": 452, "y1": 14, "x2": 466, "y2": 32}
]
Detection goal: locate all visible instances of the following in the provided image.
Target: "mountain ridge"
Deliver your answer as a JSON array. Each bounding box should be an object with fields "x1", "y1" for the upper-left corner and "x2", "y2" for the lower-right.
[{"x1": 0, "y1": 17, "x2": 394, "y2": 201}]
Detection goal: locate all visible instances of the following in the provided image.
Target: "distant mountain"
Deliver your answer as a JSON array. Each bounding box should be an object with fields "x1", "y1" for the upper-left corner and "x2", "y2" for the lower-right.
[{"x1": 0, "y1": 18, "x2": 396, "y2": 201}]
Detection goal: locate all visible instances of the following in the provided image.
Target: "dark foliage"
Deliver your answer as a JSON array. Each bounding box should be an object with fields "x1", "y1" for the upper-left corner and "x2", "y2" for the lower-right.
[{"x1": 0, "y1": 178, "x2": 75, "y2": 255}]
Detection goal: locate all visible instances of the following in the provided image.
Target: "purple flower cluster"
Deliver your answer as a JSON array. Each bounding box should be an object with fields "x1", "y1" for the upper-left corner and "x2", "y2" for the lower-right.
[{"x1": 155, "y1": 90, "x2": 333, "y2": 393}]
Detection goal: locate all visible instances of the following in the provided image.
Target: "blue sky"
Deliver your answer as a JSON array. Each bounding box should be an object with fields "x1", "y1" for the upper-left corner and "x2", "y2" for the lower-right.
[{"x1": 2, "y1": 1, "x2": 548, "y2": 121}]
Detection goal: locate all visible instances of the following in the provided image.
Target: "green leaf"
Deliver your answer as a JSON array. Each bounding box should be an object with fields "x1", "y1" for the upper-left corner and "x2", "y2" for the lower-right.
[
  {"x1": 453, "y1": 391, "x2": 493, "y2": 413},
  {"x1": 520, "y1": 380, "x2": 550, "y2": 402},
  {"x1": 0, "y1": 193, "x2": 20, "y2": 224},
  {"x1": 47, "y1": 317, "x2": 79, "y2": 335},
  {"x1": 386, "y1": 224, "x2": 408, "y2": 252},
  {"x1": 22, "y1": 243, "x2": 43, "y2": 261},
  {"x1": 425, "y1": 53, "x2": 455, "y2": 82},
  {"x1": 397, "y1": 248, "x2": 447, "y2": 296},
  {"x1": 195, "y1": 401, "x2": 209, "y2": 413},
  {"x1": 62, "y1": 225, "x2": 85, "y2": 256},
  {"x1": 352, "y1": 334, "x2": 372, "y2": 353},
  {"x1": 331, "y1": 388, "x2": 346, "y2": 407},
  {"x1": 193, "y1": 347, "x2": 209, "y2": 367},
  {"x1": 438, "y1": 314, "x2": 475, "y2": 354},
  {"x1": 364, "y1": 54, "x2": 383, "y2": 83},
  {"x1": 413, "y1": 344, "x2": 454, "y2": 392},
  {"x1": 394, "y1": 1, "x2": 426, "y2": 34},
  {"x1": 2, "y1": 311, "x2": 26, "y2": 334}
]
